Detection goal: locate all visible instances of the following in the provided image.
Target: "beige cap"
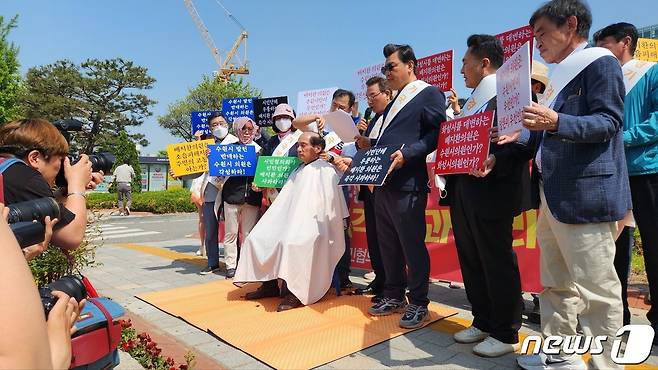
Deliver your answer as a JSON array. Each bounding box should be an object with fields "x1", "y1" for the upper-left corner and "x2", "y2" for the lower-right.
[{"x1": 531, "y1": 60, "x2": 549, "y2": 93}]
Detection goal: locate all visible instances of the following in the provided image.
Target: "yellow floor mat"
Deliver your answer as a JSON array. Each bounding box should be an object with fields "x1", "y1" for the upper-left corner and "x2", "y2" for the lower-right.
[{"x1": 137, "y1": 280, "x2": 457, "y2": 369}]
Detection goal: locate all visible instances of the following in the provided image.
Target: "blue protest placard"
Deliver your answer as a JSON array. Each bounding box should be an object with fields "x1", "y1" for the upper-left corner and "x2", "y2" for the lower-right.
[
  {"x1": 208, "y1": 144, "x2": 258, "y2": 177},
  {"x1": 191, "y1": 110, "x2": 222, "y2": 137},
  {"x1": 221, "y1": 97, "x2": 256, "y2": 123}
]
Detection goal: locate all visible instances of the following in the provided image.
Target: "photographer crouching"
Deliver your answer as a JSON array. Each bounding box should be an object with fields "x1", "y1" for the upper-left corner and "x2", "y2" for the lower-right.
[{"x1": 0, "y1": 118, "x2": 105, "y2": 254}]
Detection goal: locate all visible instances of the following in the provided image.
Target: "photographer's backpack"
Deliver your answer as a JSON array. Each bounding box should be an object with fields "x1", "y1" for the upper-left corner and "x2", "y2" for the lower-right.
[{"x1": 0, "y1": 157, "x2": 126, "y2": 370}]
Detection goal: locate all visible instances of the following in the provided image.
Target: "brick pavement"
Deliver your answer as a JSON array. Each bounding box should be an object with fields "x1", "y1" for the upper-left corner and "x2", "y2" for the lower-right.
[{"x1": 85, "y1": 238, "x2": 658, "y2": 369}]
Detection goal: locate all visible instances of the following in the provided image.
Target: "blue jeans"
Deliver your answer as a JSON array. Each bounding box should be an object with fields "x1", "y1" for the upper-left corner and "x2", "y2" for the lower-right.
[{"x1": 203, "y1": 202, "x2": 220, "y2": 268}]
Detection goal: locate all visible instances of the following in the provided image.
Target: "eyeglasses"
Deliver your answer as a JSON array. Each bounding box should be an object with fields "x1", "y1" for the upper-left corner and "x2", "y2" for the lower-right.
[
  {"x1": 366, "y1": 91, "x2": 382, "y2": 101},
  {"x1": 380, "y1": 62, "x2": 398, "y2": 75}
]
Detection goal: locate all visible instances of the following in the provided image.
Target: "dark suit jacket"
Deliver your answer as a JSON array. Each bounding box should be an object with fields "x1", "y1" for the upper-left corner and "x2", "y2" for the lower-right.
[
  {"x1": 530, "y1": 54, "x2": 632, "y2": 224},
  {"x1": 376, "y1": 85, "x2": 447, "y2": 192},
  {"x1": 439, "y1": 98, "x2": 537, "y2": 219}
]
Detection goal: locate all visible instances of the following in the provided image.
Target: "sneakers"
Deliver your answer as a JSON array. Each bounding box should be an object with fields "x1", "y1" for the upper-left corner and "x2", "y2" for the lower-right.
[
  {"x1": 225, "y1": 268, "x2": 235, "y2": 279},
  {"x1": 368, "y1": 297, "x2": 406, "y2": 316},
  {"x1": 516, "y1": 353, "x2": 586, "y2": 370},
  {"x1": 454, "y1": 326, "x2": 490, "y2": 343},
  {"x1": 363, "y1": 271, "x2": 376, "y2": 281},
  {"x1": 473, "y1": 336, "x2": 519, "y2": 357},
  {"x1": 199, "y1": 265, "x2": 220, "y2": 275},
  {"x1": 195, "y1": 249, "x2": 203, "y2": 256},
  {"x1": 277, "y1": 293, "x2": 302, "y2": 312},
  {"x1": 399, "y1": 304, "x2": 430, "y2": 329}
]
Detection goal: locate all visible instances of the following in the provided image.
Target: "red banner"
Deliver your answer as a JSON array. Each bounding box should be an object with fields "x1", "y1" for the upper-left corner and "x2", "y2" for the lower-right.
[
  {"x1": 496, "y1": 25, "x2": 534, "y2": 61},
  {"x1": 435, "y1": 111, "x2": 493, "y2": 175},
  {"x1": 348, "y1": 165, "x2": 542, "y2": 293},
  {"x1": 417, "y1": 50, "x2": 453, "y2": 92}
]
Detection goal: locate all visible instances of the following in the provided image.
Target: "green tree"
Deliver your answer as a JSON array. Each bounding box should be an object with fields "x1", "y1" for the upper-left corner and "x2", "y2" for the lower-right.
[
  {"x1": 110, "y1": 131, "x2": 142, "y2": 193},
  {"x1": 158, "y1": 76, "x2": 260, "y2": 141},
  {"x1": 0, "y1": 15, "x2": 22, "y2": 124},
  {"x1": 20, "y1": 58, "x2": 156, "y2": 152}
]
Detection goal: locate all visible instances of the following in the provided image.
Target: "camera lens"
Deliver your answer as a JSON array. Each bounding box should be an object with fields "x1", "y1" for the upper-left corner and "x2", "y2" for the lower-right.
[
  {"x1": 47, "y1": 275, "x2": 87, "y2": 303},
  {"x1": 88, "y1": 152, "x2": 115, "y2": 174},
  {"x1": 7, "y1": 197, "x2": 60, "y2": 224}
]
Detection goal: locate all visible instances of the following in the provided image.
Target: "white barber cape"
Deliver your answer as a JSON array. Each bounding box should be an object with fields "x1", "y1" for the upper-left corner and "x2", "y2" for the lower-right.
[{"x1": 234, "y1": 159, "x2": 349, "y2": 305}]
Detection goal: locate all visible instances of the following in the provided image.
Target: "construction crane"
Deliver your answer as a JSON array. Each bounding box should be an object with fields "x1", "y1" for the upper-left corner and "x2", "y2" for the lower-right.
[{"x1": 183, "y1": 0, "x2": 249, "y2": 81}]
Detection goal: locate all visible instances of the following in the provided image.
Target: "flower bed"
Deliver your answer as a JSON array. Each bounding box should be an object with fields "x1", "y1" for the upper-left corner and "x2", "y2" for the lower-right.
[{"x1": 119, "y1": 319, "x2": 195, "y2": 370}]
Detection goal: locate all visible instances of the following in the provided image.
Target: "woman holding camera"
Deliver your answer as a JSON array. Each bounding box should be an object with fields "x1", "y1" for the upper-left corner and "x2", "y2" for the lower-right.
[{"x1": 0, "y1": 119, "x2": 102, "y2": 251}]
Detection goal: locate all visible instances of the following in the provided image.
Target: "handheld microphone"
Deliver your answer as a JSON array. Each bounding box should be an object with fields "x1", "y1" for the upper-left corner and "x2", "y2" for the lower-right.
[{"x1": 360, "y1": 108, "x2": 373, "y2": 135}]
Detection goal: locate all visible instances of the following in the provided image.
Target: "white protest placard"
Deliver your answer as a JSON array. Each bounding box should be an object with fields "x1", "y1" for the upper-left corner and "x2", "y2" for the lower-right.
[
  {"x1": 354, "y1": 62, "x2": 385, "y2": 101},
  {"x1": 496, "y1": 41, "x2": 531, "y2": 135},
  {"x1": 323, "y1": 110, "x2": 359, "y2": 142},
  {"x1": 296, "y1": 87, "x2": 338, "y2": 117}
]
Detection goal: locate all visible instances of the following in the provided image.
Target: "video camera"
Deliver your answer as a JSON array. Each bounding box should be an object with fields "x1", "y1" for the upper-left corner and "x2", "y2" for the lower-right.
[
  {"x1": 53, "y1": 119, "x2": 115, "y2": 187},
  {"x1": 7, "y1": 197, "x2": 60, "y2": 248}
]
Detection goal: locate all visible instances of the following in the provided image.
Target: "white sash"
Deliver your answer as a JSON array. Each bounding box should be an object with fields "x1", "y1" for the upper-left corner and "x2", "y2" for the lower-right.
[
  {"x1": 368, "y1": 116, "x2": 384, "y2": 139},
  {"x1": 220, "y1": 134, "x2": 239, "y2": 145},
  {"x1": 459, "y1": 74, "x2": 497, "y2": 116},
  {"x1": 623, "y1": 59, "x2": 656, "y2": 95},
  {"x1": 540, "y1": 47, "x2": 613, "y2": 107},
  {"x1": 272, "y1": 131, "x2": 302, "y2": 157},
  {"x1": 377, "y1": 80, "x2": 431, "y2": 140}
]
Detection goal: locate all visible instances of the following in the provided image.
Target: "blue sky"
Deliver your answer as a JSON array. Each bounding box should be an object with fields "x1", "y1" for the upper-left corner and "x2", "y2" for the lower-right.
[{"x1": 3, "y1": 1, "x2": 657, "y2": 154}]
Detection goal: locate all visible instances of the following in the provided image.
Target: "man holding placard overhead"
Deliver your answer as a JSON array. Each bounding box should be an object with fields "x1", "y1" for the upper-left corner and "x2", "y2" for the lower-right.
[
  {"x1": 366, "y1": 43, "x2": 446, "y2": 329},
  {"x1": 517, "y1": 1, "x2": 630, "y2": 369},
  {"x1": 441, "y1": 34, "x2": 535, "y2": 358},
  {"x1": 595, "y1": 22, "x2": 658, "y2": 338}
]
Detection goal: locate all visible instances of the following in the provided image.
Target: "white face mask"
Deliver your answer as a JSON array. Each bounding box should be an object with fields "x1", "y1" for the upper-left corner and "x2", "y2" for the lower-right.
[
  {"x1": 274, "y1": 118, "x2": 292, "y2": 132},
  {"x1": 213, "y1": 126, "x2": 229, "y2": 140}
]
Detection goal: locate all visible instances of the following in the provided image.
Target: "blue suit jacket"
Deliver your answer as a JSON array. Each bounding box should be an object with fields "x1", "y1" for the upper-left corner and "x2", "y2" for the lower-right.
[
  {"x1": 531, "y1": 54, "x2": 632, "y2": 224},
  {"x1": 376, "y1": 85, "x2": 446, "y2": 192}
]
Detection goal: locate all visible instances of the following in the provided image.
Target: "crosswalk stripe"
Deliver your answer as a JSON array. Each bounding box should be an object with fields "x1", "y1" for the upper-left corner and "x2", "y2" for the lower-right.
[
  {"x1": 98, "y1": 226, "x2": 129, "y2": 231},
  {"x1": 90, "y1": 231, "x2": 160, "y2": 241},
  {"x1": 97, "y1": 228, "x2": 144, "y2": 235}
]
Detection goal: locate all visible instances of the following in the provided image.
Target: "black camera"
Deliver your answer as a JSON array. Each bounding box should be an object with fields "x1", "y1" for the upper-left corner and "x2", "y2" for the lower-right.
[
  {"x1": 7, "y1": 197, "x2": 60, "y2": 248},
  {"x1": 53, "y1": 119, "x2": 115, "y2": 187},
  {"x1": 39, "y1": 275, "x2": 87, "y2": 317}
]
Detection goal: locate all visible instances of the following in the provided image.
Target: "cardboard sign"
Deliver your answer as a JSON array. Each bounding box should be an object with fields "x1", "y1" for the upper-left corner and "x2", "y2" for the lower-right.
[
  {"x1": 496, "y1": 25, "x2": 534, "y2": 61},
  {"x1": 253, "y1": 96, "x2": 288, "y2": 126},
  {"x1": 221, "y1": 97, "x2": 255, "y2": 123},
  {"x1": 496, "y1": 41, "x2": 532, "y2": 135},
  {"x1": 354, "y1": 62, "x2": 385, "y2": 101},
  {"x1": 167, "y1": 139, "x2": 215, "y2": 176},
  {"x1": 208, "y1": 144, "x2": 257, "y2": 177},
  {"x1": 296, "y1": 87, "x2": 337, "y2": 117},
  {"x1": 417, "y1": 50, "x2": 453, "y2": 91},
  {"x1": 435, "y1": 111, "x2": 493, "y2": 175},
  {"x1": 636, "y1": 38, "x2": 658, "y2": 62},
  {"x1": 253, "y1": 156, "x2": 302, "y2": 188},
  {"x1": 338, "y1": 144, "x2": 403, "y2": 186},
  {"x1": 191, "y1": 110, "x2": 222, "y2": 137}
]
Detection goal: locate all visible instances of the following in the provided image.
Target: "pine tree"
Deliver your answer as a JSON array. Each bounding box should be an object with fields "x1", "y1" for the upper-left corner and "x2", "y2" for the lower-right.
[{"x1": 0, "y1": 15, "x2": 22, "y2": 124}]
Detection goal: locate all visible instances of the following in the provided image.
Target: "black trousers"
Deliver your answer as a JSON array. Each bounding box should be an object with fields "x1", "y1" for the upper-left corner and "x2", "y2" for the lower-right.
[
  {"x1": 630, "y1": 174, "x2": 658, "y2": 327},
  {"x1": 450, "y1": 180, "x2": 522, "y2": 344},
  {"x1": 614, "y1": 226, "x2": 633, "y2": 326},
  {"x1": 336, "y1": 187, "x2": 352, "y2": 280},
  {"x1": 374, "y1": 187, "x2": 430, "y2": 306},
  {"x1": 363, "y1": 189, "x2": 385, "y2": 291}
]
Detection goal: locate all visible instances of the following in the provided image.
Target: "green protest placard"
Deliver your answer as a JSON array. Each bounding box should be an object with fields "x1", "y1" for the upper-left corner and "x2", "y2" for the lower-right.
[{"x1": 253, "y1": 156, "x2": 302, "y2": 188}]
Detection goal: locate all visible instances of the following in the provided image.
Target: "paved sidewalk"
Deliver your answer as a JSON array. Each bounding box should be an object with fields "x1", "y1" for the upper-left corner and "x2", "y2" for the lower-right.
[{"x1": 84, "y1": 238, "x2": 658, "y2": 369}]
